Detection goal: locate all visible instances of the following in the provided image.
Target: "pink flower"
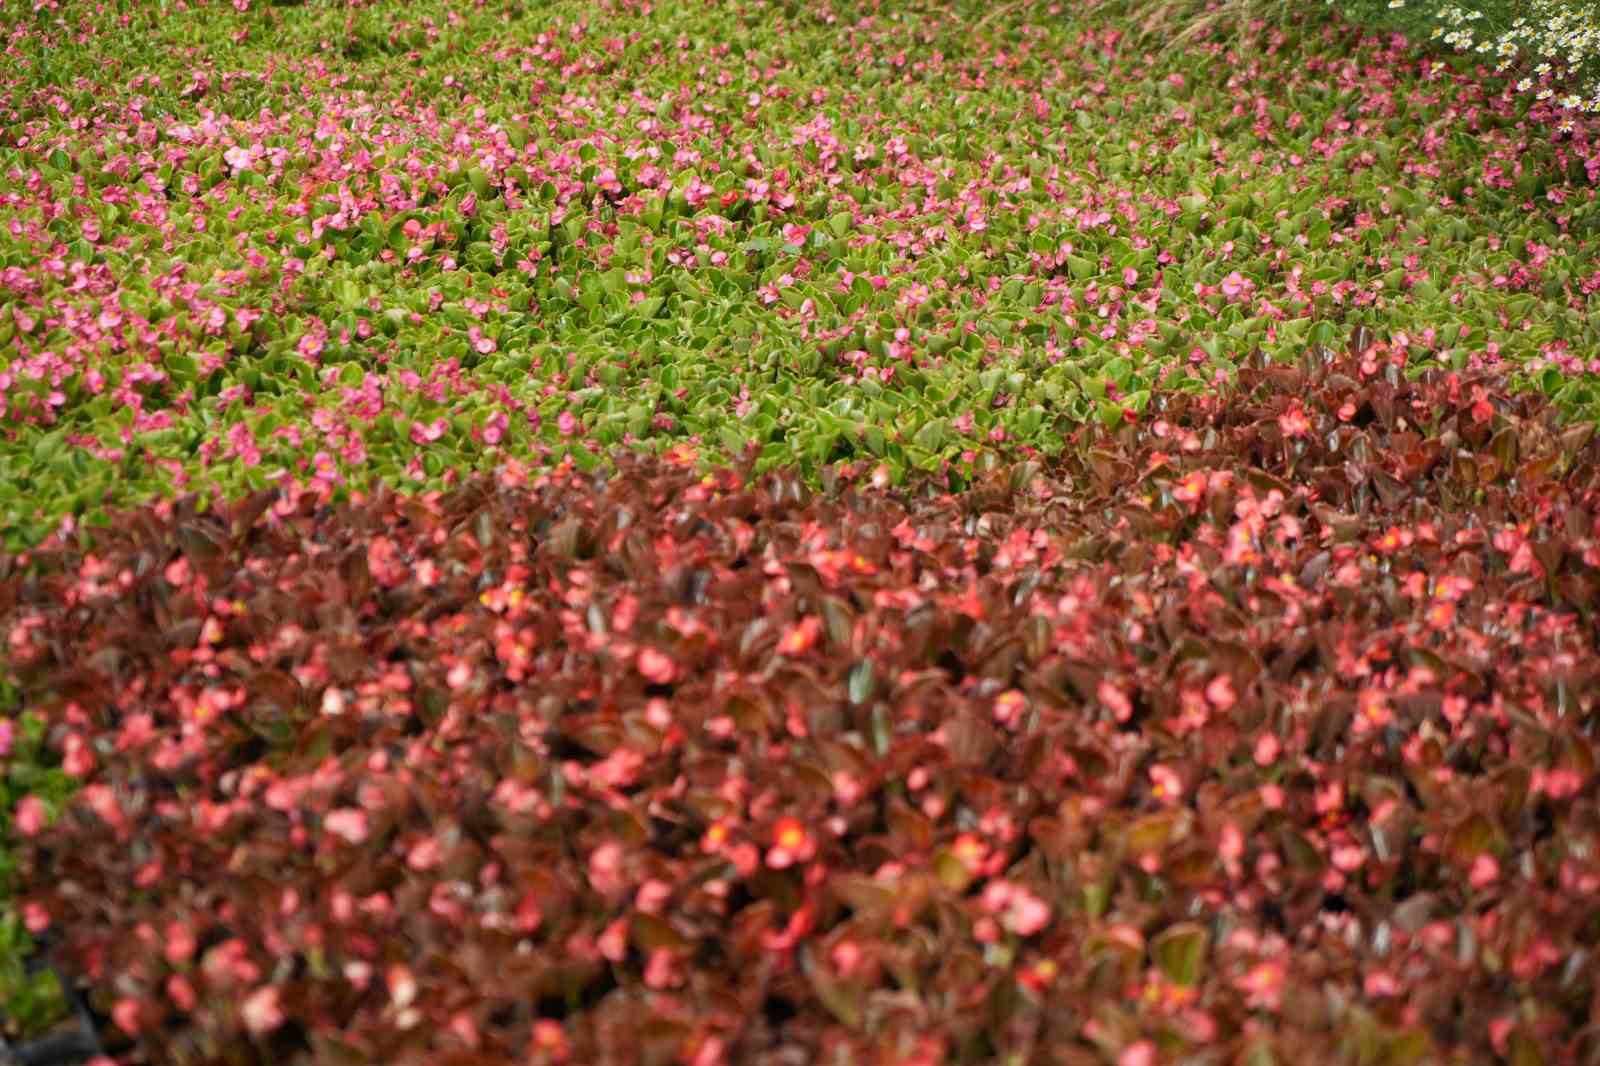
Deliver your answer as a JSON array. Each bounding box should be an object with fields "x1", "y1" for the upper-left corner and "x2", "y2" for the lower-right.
[
  {"x1": 1469, "y1": 853, "x2": 1500, "y2": 889},
  {"x1": 112, "y1": 998, "x2": 143, "y2": 1035},
  {"x1": 516, "y1": 892, "x2": 544, "y2": 933},
  {"x1": 1363, "y1": 970, "x2": 1401, "y2": 998},
  {"x1": 1219, "y1": 822, "x2": 1245, "y2": 867},
  {"x1": 1253, "y1": 733, "x2": 1281, "y2": 766},
  {"x1": 240, "y1": 986, "x2": 284, "y2": 1035},
  {"x1": 1098, "y1": 679, "x2": 1133, "y2": 722},
  {"x1": 1204, "y1": 674, "x2": 1236, "y2": 710},
  {"x1": 166, "y1": 975, "x2": 196, "y2": 1011},
  {"x1": 778, "y1": 616, "x2": 821, "y2": 655},
  {"x1": 598, "y1": 918, "x2": 628, "y2": 962},
  {"x1": 689, "y1": 1035, "x2": 726, "y2": 1066},
  {"x1": 635, "y1": 879, "x2": 673, "y2": 914},
  {"x1": 683, "y1": 177, "x2": 713, "y2": 209},
  {"x1": 1149, "y1": 763, "x2": 1183, "y2": 804},
  {"x1": 1006, "y1": 889, "x2": 1051, "y2": 936},
  {"x1": 1236, "y1": 959, "x2": 1285, "y2": 1011},
  {"x1": 1488, "y1": 1018, "x2": 1515, "y2": 1056},
  {"x1": 980, "y1": 879, "x2": 1051, "y2": 936},
  {"x1": 14, "y1": 795, "x2": 46, "y2": 837},
  {"x1": 387, "y1": 964, "x2": 417, "y2": 1007},
  {"x1": 530, "y1": 1020, "x2": 570, "y2": 1062},
  {"x1": 1220, "y1": 271, "x2": 1251, "y2": 299},
  {"x1": 61, "y1": 734, "x2": 95, "y2": 776},
  {"x1": 1532, "y1": 768, "x2": 1584, "y2": 800},
  {"x1": 993, "y1": 689, "x2": 1027, "y2": 729},
  {"x1": 1355, "y1": 690, "x2": 1392, "y2": 732},
  {"x1": 588, "y1": 841, "x2": 628, "y2": 898},
  {"x1": 163, "y1": 922, "x2": 197, "y2": 964},
  {"x1": 406, "y1": 836, "x2": 442, "y2": 871},
  {"x1": 1278, "y1": 403, "x2": 1311, "y2": 438},
  {"x1": 644, "y1": 947, "x2": 683, "y2": 989},
  {"x1": 1331, "y1": 841, "x2": 1367, "y2": 873},
  {"x1": 324, "y1": 808, "x2": 370, "y2": 846},
  {"x1": 22, "y1": 902, "x2": 49, "y2": 933},
  {"x1": 637, "y1": 647, "x2": 677, "y2": 685},
  {"x1": 410, "y1": 418, "x2": 448, "y2": 445},
  {"x1": 1119, "y1": 1040, "x2": 1157, "y2": 1066}
]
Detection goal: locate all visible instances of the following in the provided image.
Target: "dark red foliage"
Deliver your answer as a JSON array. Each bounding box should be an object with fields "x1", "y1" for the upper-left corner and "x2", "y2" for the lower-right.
[{"x1": 6, "y1": 340, "x2": 1600, "y2": 1066}]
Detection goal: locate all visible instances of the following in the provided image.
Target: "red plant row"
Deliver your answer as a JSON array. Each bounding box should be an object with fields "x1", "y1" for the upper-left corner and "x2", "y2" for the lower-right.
[{"x1": 5, "y1": 340, "x2": 1600, "y2": 1066}]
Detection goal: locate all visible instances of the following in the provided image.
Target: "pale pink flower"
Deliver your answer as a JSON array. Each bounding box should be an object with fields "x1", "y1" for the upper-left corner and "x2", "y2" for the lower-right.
[
  {"x1": 324, "y1": 808, "x2": 370, "y2": 846},
  {"x1": 241, "y1": 986, "x2": 284, "y2": 1035}
]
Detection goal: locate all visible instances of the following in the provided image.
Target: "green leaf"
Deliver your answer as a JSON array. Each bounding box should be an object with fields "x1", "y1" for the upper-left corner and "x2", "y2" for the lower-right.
[
  {"x1": 848, "y1": 660, "x2": 875, "y2": 705},
  {"x1": 1151, "y1": 922, "x2": 1209, "y2": 987},
  {"x1": 912, "y1": 419, "x2": 946, "y2": 451}
]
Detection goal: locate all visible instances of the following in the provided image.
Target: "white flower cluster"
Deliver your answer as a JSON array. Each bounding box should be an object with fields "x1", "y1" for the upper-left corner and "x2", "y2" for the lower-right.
[{"x1": 1329, "y1": 0, "x2": 1600, "y2": 118}]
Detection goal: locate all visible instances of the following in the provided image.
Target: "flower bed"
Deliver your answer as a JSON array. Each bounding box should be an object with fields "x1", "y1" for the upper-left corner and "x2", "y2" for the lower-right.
[
  {"x1": 6, "y1": 343, "x2": 1600, "y2": 1065},
  {"x1": 2, "y1": 0, "x2": 1600, "y2": 551},
  {"x1": 8, "y1": 0, "x2": 1600, "y2": 1055}
]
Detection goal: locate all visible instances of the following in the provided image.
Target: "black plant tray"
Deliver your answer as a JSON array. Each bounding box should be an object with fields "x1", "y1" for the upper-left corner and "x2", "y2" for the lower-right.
[{"x1": 0, "y1": 952, "x2": 105, "y2": 1066}]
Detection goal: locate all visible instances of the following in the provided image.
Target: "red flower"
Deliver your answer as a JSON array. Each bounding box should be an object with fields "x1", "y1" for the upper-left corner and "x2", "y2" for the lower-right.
[
  {"x1": 777, "y1": 616, "x2": 822, "y2": 655},
  {"x1": 766, "y1": 816, "x2": 815, "y2": 869}
]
